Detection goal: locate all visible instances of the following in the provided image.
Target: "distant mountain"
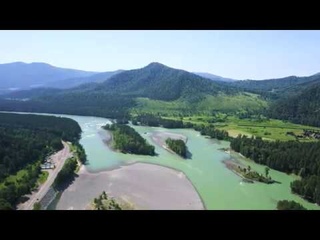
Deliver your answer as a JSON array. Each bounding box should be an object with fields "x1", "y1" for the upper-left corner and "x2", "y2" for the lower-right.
[
  {"x1": 46, "y1": 70, "x2": 124, "y2": 89},
  {"x1": 0, "y1": 62, "x2": 250, "y2": 118},
  {"x1": 3, "y1": 88, "x2": 64, "y2": 100},
  {"x1": 229, "y1": 74, "x2": 320, "y2": 94},
  {"x1": 0, "y1": 62, "x2": 98, "y2": 90},
  {"x1": 193, "y1": 72, "x2": 236, "y2": 82}
]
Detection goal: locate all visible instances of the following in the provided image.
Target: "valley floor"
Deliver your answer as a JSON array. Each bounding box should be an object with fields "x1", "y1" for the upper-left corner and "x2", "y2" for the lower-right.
[{"x1": 164, "y1": 115, "x2": 320, "y2": 141}]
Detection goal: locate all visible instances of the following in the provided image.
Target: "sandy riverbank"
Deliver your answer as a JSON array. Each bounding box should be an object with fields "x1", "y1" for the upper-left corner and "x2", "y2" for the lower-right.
[
  {"x1": 55, "y1": 162, "x2": 204, "y2": 210},
  {"x1": 150, "y1": 131, "x2": 188, "y2": 153}
]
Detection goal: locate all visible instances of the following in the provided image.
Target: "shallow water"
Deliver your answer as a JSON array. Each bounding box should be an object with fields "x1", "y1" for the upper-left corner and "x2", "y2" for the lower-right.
[{"x1": 6, "y1": 112, "x2": 320, "y2": 210}]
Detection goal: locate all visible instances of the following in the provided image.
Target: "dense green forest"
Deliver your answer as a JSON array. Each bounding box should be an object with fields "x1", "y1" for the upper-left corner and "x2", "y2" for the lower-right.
[
  {"x1": 0, "y1": 113, "x2": 82, "y2": 209},
  {"x1": 229, "y1": 75, "x2": 320, "y2": 95},
  {"x1": 99, "y1": 62, "x2": 238, "y2": 101},
  {"x1": 103, "y1": 123, "x2": 155, "y2": 155},
  {"x1": 268, "y1": 83, "x2": 320, "y2": 127},
  {"x1": 165, "y1": 138, "x2": 187, "y2": 158},
  {"x1": 0, "y1": 113, "x2": 81, "y2": 179},
  {"x1": 53, "y1": 157, "x2": 78, "y2": 190},
  {"x1": 73, "y1": 142, "x2": 87, "y2": 164},
  {"x1": 230, "y1": 135, "x2": 320, "y2": 204},
  {"x1": 0, "y1": 92, "x2": 134, "y2": 119},
  {"x1": 277, "y1": 200, "x2": 306, "y2": 210},
  {"x1": 291, "y1": 176, "x2": 320, "y2": 205}
]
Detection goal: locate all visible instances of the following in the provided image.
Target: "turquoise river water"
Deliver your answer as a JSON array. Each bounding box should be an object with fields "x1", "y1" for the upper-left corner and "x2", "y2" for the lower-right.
[{"x1": 7, "y1": 112, "x2": 320, "y2": 210}]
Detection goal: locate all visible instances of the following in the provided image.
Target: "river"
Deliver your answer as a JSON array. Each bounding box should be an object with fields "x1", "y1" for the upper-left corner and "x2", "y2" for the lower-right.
[{"x1": 5, "y1": 112, "x2": 320, "y2": 210}]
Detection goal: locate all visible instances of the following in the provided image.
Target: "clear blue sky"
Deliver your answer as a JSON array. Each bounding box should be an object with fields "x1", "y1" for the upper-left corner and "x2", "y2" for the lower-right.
[{"x1": 1, "y1": 30, "x2": 320, "y2": 80}]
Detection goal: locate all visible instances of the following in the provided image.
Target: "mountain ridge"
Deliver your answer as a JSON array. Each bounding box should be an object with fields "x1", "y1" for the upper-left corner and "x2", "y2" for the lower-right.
[
  {"x1": 0, "y1": 62, "x2": 98, "y2": 90},
  {"x1": 193, "y1": 72, "x2": 236, "y2": 82}
]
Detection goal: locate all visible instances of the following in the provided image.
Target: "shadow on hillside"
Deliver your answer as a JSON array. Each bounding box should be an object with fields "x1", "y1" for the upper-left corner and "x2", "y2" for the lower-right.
[
  {"x1": 53, "y1": 173, "x2": 79, "y2": 192},
  {"x1": 185, "y1": 150, "x2": 193, "y2": 160}
]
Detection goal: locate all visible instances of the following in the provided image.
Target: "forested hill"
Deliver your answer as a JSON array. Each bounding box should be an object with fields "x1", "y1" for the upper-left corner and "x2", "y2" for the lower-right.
[
  {"x1": 0, "y1": 62, "x2": 246, "y2": 118},
  {"x1": 97, "y1": 62, "x2": 237, "y2": 101},
  {"x1": 4, "y1": 62, "x2": 320, "y2": 124},
  {"x1": 0, "y1": 112, "x2": 81, "y2": 142},
  {"x1": 229, "y1": 74, "x2": 320, "y2": 96},
  {"x1": 268, "y1": 82, "x2": 320, "y2": 127},
  {"x1": 0, "y1": 113, "x2": 82, "y2": 209}
]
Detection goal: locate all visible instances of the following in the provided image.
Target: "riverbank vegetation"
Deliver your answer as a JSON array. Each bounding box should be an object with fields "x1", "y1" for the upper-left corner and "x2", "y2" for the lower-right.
[
  {"x1": 165, "y1": 138, "x2": 187, "y2": 158},
  {"x1": 103, "y1": 123, "x2": 155, "y2": 155},
  {"x1": 291, "y1": 176, "x2": 320, "y2": 205},
  {"x1": 132, "y1": 113, "x2": 191, "y2": 128},
  {"x1": 132, "y1": 113, "x2": 229, "y2": 140},
  {"x1": 193, "y1": 124, "x2": 229, "y2": 140},
  {"x1": 92, "y1": 191, "x2": 123, "y2": 210},
  {"x1": 53, "y1": 157, "x2": 78, "y2": 191},
  {"x1": 164, "y1": 114, "x2": 320, "y2": 142},
  {"x1": 73, "y1": 142, "x2": 87, "y2": 165},
  {"x1": 230, "y1": 134, "x2": 320, "y2": 204},
  {"x1": 242, "y1": 167, "x2": 277, "y2": 184},
  {"x1": 225, "y1": 161, "x2": 276, "y2": 184},
  {"x1": 133, "y1": 112, "x2": 301, "y2": 142},
  {"x1": 277, "y1": 200, "x2": 306, "y2": 210},
  {"x1": 0, "y1": 112, "x2": 82, "y2": 209},
  {"x1": 38, "y1": 171, "x2": 49, "y2": 184}
]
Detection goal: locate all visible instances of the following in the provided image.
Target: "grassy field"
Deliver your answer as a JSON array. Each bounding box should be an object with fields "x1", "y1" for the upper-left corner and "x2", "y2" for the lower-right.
[
  {"x1": 130, "y1": 92, "x2": 319, "y2": 141},
  {"x1": 131, "y1": 92, "x2": 268, "y2": 116},
  {"x1": 165, "y1": 115, "x2": 320, "y2": 141},
  {"x1": 0, "y1": 161, "x2": 40, "y2": 190},
  {"x1": 38, "y1": 171, "x2": 49, "y2": 184}
]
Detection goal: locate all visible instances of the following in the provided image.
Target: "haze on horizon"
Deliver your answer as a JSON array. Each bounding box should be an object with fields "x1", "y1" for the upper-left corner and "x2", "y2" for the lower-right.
[{"x1": 1, "y1": 30, "x2": 320, "y2": 80}]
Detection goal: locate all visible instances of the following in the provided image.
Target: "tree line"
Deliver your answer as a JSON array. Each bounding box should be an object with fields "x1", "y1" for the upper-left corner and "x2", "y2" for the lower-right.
[
  {"x1": 193, "y1": 124, "x2": 230, "y2": 141},
  {"x1": 277, "y1": 200, "x2": 306, "y2": 210},
  {"x1": 53, "y1": 157, "x2": 78, "y2": 191},
  {"x1": 93, "y1": 191, "x2": 122, "y2": 210},
  {"x1": 74, "y1": 142, "x2": 87, "y2": 165},
  {"x1": 132, "y1": 114, "x2": 192, "y2": 128},
  {"x1": 230, "y1": 134, "x2": 320, "y2": 205},
  {"x1": 132, "y1": 114, "x2": 229, "y2": 140},
  {"x1": 165, "y1": 138, "x2": 187, "y2": 158},
  {"x1": 103, "y1": 123, "x2": 155, "y2": 156}
]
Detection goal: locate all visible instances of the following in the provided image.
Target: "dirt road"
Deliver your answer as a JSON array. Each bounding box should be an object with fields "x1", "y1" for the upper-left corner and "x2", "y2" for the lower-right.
[{"x1": 18, "y1": 141, "x2": 72, "y2": 210}]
